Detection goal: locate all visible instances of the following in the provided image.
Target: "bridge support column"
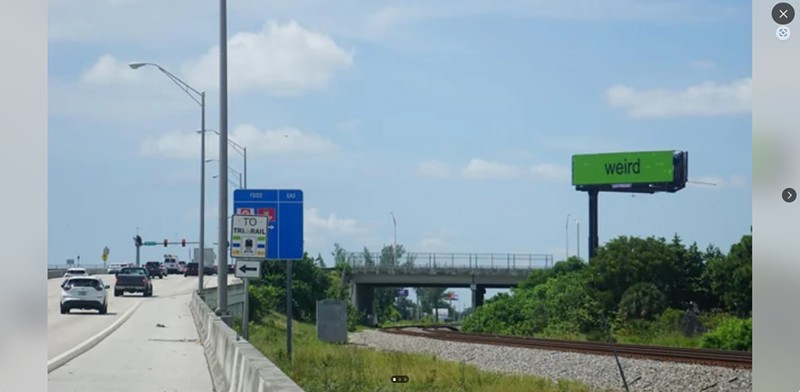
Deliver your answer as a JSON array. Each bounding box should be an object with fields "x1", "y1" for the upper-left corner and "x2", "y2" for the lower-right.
[
  {"x1": 352, "y1": 283, "x2": 377, "y2": 326},
  {"x1": 471, "y1": 284, "x2": 486, "y2": 308}
]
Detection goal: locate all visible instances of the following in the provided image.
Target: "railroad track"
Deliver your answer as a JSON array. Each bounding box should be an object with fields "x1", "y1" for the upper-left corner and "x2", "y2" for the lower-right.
[{"x1": 379, "y1": 325, "x2": 751, "y2": 369}]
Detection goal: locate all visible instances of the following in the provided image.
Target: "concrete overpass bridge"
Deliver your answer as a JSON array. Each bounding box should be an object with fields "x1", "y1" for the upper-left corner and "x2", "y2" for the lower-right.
[{"x1": 345, "y1": 252, "x2": 553, "y2": 325}]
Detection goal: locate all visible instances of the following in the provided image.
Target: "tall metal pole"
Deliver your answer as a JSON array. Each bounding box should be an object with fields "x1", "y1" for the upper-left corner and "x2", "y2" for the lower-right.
[
  {"x1": 391, "y1": 212, "x2": 397, "y2": 264},
  {"x1": 576, "y1": 219, "x2": 580, "y2": 260},
  {"x1": 589, "y1": 190, "x2": 599, "y2": 259},
  {"x1": 216, "y1": 0, "x2": 229, "y2": 319},
  {"x1": 243, "y1": 278, "x2": 250, "y2": 339},
  {"x1": 565, "y1": 213, "x2": 571, "y2": 260},
  {"x1": 198, "y1": 92, "x2": 206, "y2": 295},
  {"x1": 243, "y1": 147, "x2": 247, "y2": 188},
  {"x1": 286, "y1": 259, "x2": 293, "y2": 360}
]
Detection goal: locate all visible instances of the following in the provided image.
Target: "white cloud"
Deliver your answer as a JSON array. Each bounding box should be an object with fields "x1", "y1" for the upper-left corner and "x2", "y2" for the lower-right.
[
  {"x1": 690, "y1": 60, "x2": 716, "y2": 70},
  {"x1": 418, "y1": 229, "x2": 456, "y2": 252},
  {"x1": 232, "y1": 124, "x2": 337, "y2": 154},
  {"x1": 417, "y1": 159, "x2": 450, "y2": 178},
  {"x1": 305, "y1": 208, "x2": 360, "y2": 234},
  {"x1": 531, "y1": 163, "x2": 570, "y2": 182},
  {"x1": 139, "y1": 124, "x2": 337, "y2": 159},
  {"x1": 688, "y1": 175, "x2": 748, "y2": 190},
  {"x1": 80, "y1": 55, "x2": 141, "y2": 84},
  {"x1": 461, "y1": 159, "x2": 521, "y2": 179},
  {"x1": 605, "y1": 78, "x2": 751, "y2": 118},
  {"x1": 303, "y1": 208, "x2": 363, "y2": 253},
  {"x1": 181, "y1": 20, "x2": 353, "y2": 95},
  {"x1": 140, "y1": 131, "x2": 201, "y2": 159}
]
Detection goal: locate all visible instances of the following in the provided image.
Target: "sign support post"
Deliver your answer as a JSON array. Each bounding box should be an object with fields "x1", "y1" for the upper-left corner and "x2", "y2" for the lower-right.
[
  {"x1": 286, "y1": 259, "x2": 293, "y2": 360},
  {"x1": 231, "y1": 214, "x2": 268, "y2": 340},
  {"x1": 243, "y1": 278, "x2": 250, "y2": 339}
]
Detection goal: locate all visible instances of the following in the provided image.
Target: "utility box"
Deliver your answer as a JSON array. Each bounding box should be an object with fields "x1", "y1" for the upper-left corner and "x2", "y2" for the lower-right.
[{"x1": 316, "y1": 299, "x2": 348, "y2": 344}]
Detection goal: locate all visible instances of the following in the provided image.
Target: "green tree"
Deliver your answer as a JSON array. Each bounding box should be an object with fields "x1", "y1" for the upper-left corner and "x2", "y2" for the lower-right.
[
  {"x1": 518, "y1": 256, "x2": 586, "y2": 290},
  {"x1": 415, "y1": 287, "x2": 449, "y2": 316},
  {"x1": 703, "y1": 235, "x2": 752, "y2": 316},
  {"x1": 617, "y1": 282, "x2": 667, "y2": 322},
  {"x1": 588, "y1": 235, "x2": 703, "y2": 311},
  {"x1": 251, "y1": 253, "x2": 331, "y2": 322}
]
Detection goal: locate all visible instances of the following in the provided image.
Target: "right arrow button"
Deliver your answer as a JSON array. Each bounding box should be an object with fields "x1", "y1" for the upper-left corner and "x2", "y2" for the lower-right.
[{"x1": 782, "y1": 187, "x2": 796, "y2": 203}]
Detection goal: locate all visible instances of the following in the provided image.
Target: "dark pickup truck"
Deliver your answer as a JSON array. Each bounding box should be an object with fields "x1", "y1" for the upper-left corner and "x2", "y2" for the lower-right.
[
  {"x1": 114, "y1": 267, "x2": 153, "y2": 297},
  {"x1": 145, "y1": 261, "x2": 165, "y2": 279}
]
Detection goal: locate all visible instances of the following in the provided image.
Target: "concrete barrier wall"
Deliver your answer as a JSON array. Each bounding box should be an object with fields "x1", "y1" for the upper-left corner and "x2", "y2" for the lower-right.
[
  {"x1": 47, "y1": 268, "x2": 107, "y2": 279},
  {"x1": 199, "y1": 282, "x2": 245, "y2": 318},
  {"x1": 189, "y1": 292, "x2": 304, "y2": 392}
]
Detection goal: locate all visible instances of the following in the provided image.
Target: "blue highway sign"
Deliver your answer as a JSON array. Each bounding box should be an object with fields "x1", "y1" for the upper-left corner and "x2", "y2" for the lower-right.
[{"x1": 233, "y1": 189, "x2": 304, "y2": 260}]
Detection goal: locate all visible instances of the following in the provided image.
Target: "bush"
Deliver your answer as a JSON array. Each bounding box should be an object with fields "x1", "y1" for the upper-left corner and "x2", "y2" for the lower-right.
[
  {"x1": 617, "y1": 283, "x2": 667, "y2": 322},
  {"x1": 700, "y1": 317, "x2": 751, "y2": 351}
]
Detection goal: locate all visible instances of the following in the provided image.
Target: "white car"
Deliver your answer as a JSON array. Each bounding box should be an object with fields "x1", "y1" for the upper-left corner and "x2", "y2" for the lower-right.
[
  {"x1": 60, "y1": 276, "x2": 109, "y2": 314},
  {"x1": 63, "y1": 268, "x2": 88, "y2": 278},
  {"x1": 107, "y1": 263, "x2": 125, "y2": 275}
]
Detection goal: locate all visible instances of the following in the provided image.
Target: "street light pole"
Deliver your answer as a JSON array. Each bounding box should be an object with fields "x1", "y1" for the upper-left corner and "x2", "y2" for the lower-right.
[
  {"x1": 208, "y1": 130, "x2": 246, "y2": 189},
  {"x1": 565, "y1": 213, "x2": 571, "y2": 261},
  {"x1": 390, "y1": 212, "x2": 397, "y2": 264},
  {"x1": 218, "y1": 0, "x2": 230, "y2": 321},
  {"x1": 199, "y1": 92, "x2": 206, "y2": 295},
  {"x1": 128, "y1": 62, "x2": 206, "y2": 296}
]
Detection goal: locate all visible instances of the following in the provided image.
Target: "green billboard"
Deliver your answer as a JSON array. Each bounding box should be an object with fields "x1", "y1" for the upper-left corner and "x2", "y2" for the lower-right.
[{"x1": 572, "y1": 151, "x2": 675, "y2": 186}]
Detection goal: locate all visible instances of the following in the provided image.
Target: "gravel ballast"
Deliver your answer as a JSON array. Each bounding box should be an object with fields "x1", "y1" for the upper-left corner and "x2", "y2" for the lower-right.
[{"x1": 348, "y1": 330, "x2": 751, "y2": 391}]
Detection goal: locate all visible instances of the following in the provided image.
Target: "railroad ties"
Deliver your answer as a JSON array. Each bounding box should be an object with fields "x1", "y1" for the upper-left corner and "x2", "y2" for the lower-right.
[{"x1": 379, "y1": 325, "x2": 751, "y2": 369}]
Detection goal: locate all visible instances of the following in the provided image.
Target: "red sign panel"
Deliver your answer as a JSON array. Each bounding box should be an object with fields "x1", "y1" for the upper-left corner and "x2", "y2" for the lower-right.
[
  {"x1": 237, "y1": 208, "x2": 253, "y2": 215},
  {"x1": 257, "y1": 208, "x2": 275, "y2": 222}
]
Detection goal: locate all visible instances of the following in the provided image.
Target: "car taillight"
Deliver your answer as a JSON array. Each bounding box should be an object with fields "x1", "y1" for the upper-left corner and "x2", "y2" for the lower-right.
[
  {"x1": 63, "y1": 284, "x2": 71, "y2": 291},
  {"x1": 115, "y1": 276, "x2": 119, "y2": 284}
]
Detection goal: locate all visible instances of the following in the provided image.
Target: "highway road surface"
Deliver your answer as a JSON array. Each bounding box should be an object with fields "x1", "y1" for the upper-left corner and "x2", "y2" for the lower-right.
[
  {"x1": 48, "y1": 293, "x2": 214, "y2": 391},
  {"x1": 48, "y1": 273, "x2": 239, "y2": 360}
]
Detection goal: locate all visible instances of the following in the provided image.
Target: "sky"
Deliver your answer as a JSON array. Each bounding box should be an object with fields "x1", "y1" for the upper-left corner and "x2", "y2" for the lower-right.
[{"x1": 48, "y1": 0, "x2": 751, "y2": 306}]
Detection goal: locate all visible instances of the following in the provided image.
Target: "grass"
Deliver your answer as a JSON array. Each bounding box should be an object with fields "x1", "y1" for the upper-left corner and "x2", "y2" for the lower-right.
[{"x1": 241, "y1": 313, "x2": 611, "y2": 392}]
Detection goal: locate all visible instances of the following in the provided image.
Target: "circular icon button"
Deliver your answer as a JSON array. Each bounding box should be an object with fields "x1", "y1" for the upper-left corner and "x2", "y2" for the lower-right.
[
  {"x1": 773, "y1": 3, "x2": 795, "y2": 24},
  {"x1": 782, "y1": 187, "x2": 796, "y2": 203},
  {"x1": 777, "y1": 25, "x2": 792, "y2": 40}
]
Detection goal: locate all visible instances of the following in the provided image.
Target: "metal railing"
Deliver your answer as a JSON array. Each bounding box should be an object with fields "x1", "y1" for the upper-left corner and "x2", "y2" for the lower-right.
[{"x1": 346, "y1": 252, "x2": 553, "y2": 274}]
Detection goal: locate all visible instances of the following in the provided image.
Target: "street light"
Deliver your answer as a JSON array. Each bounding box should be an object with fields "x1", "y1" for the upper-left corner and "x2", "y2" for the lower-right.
[
  {"x1": 204, "y1": 129, "x2": 247, "y2": 188},
  {"x1": 129, "y1": 61, "x2": 206, "y2": 295},
  {"x1": 565, "y1": 213, "x2": 571, "y2": 261},
  {"x1": 211, "y1": 169, "x2": 242, "y2": 188},
  {"x1": 390, "y1": 212, "x2": 397, "y2": 265}
]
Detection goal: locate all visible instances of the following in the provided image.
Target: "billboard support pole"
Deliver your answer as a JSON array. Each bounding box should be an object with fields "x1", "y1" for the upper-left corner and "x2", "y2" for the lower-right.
[{"x1": 588, "y1": 189, "x2": 599, "y2": 259}]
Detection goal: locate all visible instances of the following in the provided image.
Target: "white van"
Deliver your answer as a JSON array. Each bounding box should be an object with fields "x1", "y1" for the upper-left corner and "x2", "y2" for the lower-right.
[{"x1": 163, "y1": 255, "x2": 179, "y2": 274}]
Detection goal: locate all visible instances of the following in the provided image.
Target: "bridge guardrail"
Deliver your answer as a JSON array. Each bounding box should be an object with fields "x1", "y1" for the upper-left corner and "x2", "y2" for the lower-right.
[{"x1": 346, "y1": 252, "x2": 553, "y2": 273}]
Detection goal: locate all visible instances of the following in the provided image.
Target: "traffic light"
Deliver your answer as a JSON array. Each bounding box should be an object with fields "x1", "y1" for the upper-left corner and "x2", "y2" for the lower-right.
[
  {"x1": 134, "y1": 235, "x2": 142, "y2": 247},
  {"x1": 164, "y1": 239, "x2": 168, "y2": 247},
  {"x1": 181, "y1": 239, "x2": 186, "y2": 247}
]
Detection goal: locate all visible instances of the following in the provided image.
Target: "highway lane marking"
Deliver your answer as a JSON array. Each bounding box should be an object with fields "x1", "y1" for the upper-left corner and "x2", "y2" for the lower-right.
[{"x1": 47, "y1": 300, "x2": 142, "y2": 373}]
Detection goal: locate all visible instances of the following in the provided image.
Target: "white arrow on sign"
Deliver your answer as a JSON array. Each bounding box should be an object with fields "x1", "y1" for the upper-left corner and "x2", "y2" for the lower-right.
[{"x1": 268, "y1": 225, "x2": 275, "y2": 229}]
